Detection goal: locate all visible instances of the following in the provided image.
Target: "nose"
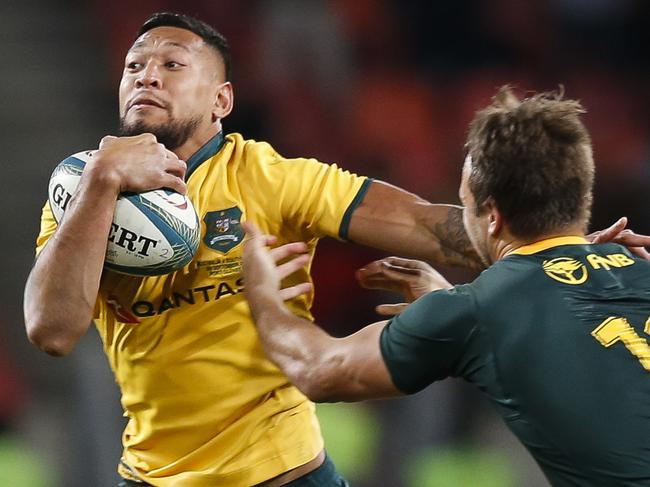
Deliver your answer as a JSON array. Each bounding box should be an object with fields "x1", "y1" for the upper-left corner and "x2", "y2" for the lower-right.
[{"x1": 135, "y1": 63, "x2": 161, "y2": 89}]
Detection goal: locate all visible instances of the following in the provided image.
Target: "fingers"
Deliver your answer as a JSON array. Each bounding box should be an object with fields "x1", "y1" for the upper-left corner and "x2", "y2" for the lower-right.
[
  {"x1": 99, "y1": 135, "x2": 117, "y2": 148},
  {"x1": 382, "y1": 262, "x2": 421, "y2": 275},
  {"x1": 588, "y1": 219, "x2": 650, "y2": 262},
  {"x1": 365, "y1": 265, "x2": 418, "y2": 287},
  {"x1": 159, "y1": 156, "x2": 187, "y2": 193},
  {"x1": 160, "y1": 174, "x2": 187, "y2": 195},
  {"x1": 613, "y1": 229, "x2": 650, "y2": 248},
  {"x1": 242, "y1": 222, "x2": 302, "y2": 257},
  {"x1": 279, "y1": 282, "x2": 313, "y2": 301},
  {"x1": 242, "y1": 221, "x2": 309, "y2": 264},
  {"x1": 382, "y1": 256, "x2": 434, "y2": 272},
  {"x1": 269, "y1": 242, "x2": 309, "y2": 263},
  {"x1": 164, "y1": 155, "x2": 187, "y2": 179},
  {"x1": 276, "y1": 254, "x2": 310, "y2": 280},
  {"x1": 375, "y1": 303, "x2": 408, "y2": 316},
  {"x1": 357, "y1": 257, "x2": 432, "y2": 281},
  {"x1": 629, "y1": 247, "x2": 650, "y2": 260},
  {"x1": 96, "y1": 134, "x2": 189, "y2": 194},
  {"x1": 590, "y1": 217, "x2": 627, "y2": 243},
  {"x1": 242, "y1": 222, "x2": 276, "y2": 256},
  {"x1": 242, "y1": 221, "x2": 263, "y2": 239},
  {"x1": 357, "y1": 260, "x2": 423, "y2": 291},
  {"x1": 241, "y1": 221, "x2": 312, "y2": 301},
  {"x1": 356, "y1": 261, "x2": 383, "y2": 284}
]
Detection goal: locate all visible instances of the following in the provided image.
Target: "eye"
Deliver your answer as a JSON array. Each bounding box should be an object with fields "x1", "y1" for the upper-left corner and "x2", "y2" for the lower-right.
[
  {"x1": 126, "y1": 61, "x2": 142, "y2": 71},
  {"x1": 165, "y1": 61, "x2": 184, "y2": 69}
]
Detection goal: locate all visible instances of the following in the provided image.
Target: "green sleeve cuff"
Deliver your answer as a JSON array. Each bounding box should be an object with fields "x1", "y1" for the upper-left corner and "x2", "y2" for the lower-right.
[{"x1": 338, "y1": 178, "x2": 373, "y2": 241}]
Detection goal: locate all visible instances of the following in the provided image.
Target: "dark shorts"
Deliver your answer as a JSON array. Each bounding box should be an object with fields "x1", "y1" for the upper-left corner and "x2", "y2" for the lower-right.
[{"x1": 118, "y1": 454, "x2": 350, "y2": 487}]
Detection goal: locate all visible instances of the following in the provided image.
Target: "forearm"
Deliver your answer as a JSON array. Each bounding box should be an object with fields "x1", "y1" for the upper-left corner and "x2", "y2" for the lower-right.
[
  {"x1": 24, "y1": 170, "x2": 118, "y2": 356},
  {"x1": 426, "y1": 204, "x2": 483, "y2": 269},
  {"x1": 349, "y1": 183, "x2": 482, "y2": 269},
  {"x1": 242, "y1": 221, "x2": 402, "y2": 401},
  {"x1": 249, "y1": 287, "x2": 399, "y2": 402},
  {"x1": 248, "y1": 289, "x2": 338, "y2": 400}
]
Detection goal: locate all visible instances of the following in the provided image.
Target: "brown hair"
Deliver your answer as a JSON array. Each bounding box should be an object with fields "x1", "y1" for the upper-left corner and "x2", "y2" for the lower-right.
[{"x1": 466, "y1": 86, "x2": 594, "y2": 239}]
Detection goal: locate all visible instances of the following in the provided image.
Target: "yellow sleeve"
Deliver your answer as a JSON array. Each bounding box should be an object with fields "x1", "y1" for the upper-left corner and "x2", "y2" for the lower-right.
[
  {"x1": 36, "y1": 201, "x2": 57, "y2": 256},
  {"x1": 267, "y1": 156, "x2": 372, "y2": 240}
]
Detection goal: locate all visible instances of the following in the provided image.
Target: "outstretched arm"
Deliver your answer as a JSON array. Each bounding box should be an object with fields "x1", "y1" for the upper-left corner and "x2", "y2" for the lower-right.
[
  {"x1": 242, "y1": 222, "x2": 402, "y2": 402},
  {"x1": 24, "y1": 135, "x2": 186, "y2": 356},
  {"x1": 348, "y1": 181, "x2": 483, "y2": 270},
  {"x1": 347, "y1": 181, "x2": 650, "y2": 269}
]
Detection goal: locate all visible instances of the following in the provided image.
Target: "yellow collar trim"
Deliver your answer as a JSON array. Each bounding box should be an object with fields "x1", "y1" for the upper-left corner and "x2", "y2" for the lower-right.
[{"x1": 507, "y1": 236, "x2": 589, "y2": 256}]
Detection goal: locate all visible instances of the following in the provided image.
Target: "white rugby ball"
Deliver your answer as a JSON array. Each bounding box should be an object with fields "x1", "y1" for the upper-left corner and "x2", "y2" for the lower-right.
[{"x1": 48, "y1": 151, "x2": 200, "y2": 276}]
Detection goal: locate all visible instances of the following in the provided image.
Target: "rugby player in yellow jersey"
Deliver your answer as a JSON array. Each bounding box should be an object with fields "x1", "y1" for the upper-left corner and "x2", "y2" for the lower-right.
[
  {"x1": 241, "y1": 88, "x2": 650, "y2": 486},
  {"x1": 23, "y1": 12, "x2": 648, "y2": 487}
]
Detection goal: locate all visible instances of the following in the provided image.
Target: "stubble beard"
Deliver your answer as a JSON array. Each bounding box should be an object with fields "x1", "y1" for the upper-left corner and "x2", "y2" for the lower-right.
[{"x1": 119, "y1": 113, "x2": 202, "y2": 151}]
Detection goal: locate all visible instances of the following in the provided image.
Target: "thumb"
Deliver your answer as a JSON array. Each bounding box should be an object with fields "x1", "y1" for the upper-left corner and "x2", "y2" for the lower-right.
[
  {"x1": 242, "y1": 221, "x2": 262, "y2": 238},
  {"x1": 376, "y1": 303, "x2": 408, "y2": 316},
  {"x1": 242, "y1": 221, "x2": 277, "y2": 249},
  {"x1": 99, "y1": 135, "x2": 117, "y2": 148}
]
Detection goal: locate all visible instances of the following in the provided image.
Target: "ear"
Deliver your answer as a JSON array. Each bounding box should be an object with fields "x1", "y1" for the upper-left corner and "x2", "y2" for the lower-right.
[
  {"x1": 485, "y1": 199, "x2": 503, "y2": 238},
  {"x1": 212, "y1": 82, "x2": 234, "y2": 123}
]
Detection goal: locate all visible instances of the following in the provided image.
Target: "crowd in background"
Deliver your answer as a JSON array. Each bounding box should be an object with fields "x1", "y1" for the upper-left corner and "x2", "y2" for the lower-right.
[{"x1": 2, "y1": 1, "x2": 649, "y2": 485}]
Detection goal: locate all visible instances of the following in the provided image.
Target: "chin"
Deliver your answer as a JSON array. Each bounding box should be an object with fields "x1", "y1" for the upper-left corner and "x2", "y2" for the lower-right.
[
  {"x1": 128, "y1": 113, "x2": 168, "y2": 128},
  {"x1": 121, "y1": 118, "x2": 163, "y2": 137}
]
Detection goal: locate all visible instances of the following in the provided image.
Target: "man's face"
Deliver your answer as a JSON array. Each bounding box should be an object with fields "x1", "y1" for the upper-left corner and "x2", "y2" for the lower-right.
[
  {"x1": 118, "y1": 26, "x2": 225, "y2": 149},
  {"x1": 459, "y1": 155, "x2": 493, "y2": 267}
]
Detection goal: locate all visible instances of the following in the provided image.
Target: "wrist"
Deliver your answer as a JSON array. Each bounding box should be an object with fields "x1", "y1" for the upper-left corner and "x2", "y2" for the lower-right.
[
  {"x1": 83, "y1": 154, "x2": 122, "y2": 197},
  {"x1": 247, "y1": 286, "x2": 289, "y2": 322}
]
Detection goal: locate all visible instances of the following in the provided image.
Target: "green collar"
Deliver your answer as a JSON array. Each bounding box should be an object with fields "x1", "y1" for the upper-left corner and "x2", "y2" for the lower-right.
[{"x1": 186, "y1": 131, "x2": 226, "y2": 180}]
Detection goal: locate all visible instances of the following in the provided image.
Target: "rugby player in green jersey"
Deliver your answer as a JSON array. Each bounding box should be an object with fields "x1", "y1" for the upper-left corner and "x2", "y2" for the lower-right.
[{"x1": 243, "y1": 87, "x2": 650, "y2": 486}]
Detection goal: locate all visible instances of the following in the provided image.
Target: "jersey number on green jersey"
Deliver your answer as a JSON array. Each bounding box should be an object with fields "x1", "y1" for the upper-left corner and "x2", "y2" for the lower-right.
[{"x1": 592, "y1": 316, "x2": 650, "y2": 371}]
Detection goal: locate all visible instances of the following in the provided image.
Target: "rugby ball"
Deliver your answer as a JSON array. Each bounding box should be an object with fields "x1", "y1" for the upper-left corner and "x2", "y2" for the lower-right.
[{"x1": 48, "y1": 151, "x2": 200, "y2": 276}]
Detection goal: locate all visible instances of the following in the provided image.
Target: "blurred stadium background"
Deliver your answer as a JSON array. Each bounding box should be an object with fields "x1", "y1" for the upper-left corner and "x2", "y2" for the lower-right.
[{"x1": 1, "y1": 0, "x2": 649, "y2": 485}]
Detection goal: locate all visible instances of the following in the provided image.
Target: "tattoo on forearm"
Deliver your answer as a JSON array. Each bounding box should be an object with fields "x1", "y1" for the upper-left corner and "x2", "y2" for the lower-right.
[{"x1": 434, "y1": 207, "x2": 483, "y2": 269}]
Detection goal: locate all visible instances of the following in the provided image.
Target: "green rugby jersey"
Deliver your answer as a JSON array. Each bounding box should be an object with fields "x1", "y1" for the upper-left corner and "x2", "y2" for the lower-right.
[{"x1": 380, "y1": 236, "x2": 650, "y2": 486}]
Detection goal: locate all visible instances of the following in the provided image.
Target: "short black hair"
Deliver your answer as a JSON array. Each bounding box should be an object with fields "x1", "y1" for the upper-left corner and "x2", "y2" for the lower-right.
[
  {"x1": 137, "y1": 12, "x2": 232, "y2": 81},
  {"x1": 466, "y1": 86, "x2": 594, "y2": 239}
]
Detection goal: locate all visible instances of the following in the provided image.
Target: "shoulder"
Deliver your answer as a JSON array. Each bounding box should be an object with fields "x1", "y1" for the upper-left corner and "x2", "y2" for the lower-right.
[
  {"x1": 380, "y1": 286, "x2": 478, "y2": 393},
  {"x1": 228, "y1": 133, "x2": 278, "y2": 155},
  {"x1": 472, "y1": 254, "x2": 543, "y2": 295},
  {"x1": 390, "y1": 285, "x2": 477, "y2": 340},
  {"x1": 226, "y1": 133, "x2": 325, "y2": 171}
]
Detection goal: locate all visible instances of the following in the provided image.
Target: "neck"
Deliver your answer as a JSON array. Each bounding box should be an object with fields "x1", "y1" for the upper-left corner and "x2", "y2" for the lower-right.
[
  {"x1": 492, "y1": 224, "x2": 586, "y2": 262},
  {"x1": 173, "y1": 122, "x2": 221, "y2": 162}
]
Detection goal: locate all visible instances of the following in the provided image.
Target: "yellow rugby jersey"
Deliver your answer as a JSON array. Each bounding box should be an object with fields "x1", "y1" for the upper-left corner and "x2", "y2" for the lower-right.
[{"x1": 36, "y1": 132, "x2": 371, "y2": 487}]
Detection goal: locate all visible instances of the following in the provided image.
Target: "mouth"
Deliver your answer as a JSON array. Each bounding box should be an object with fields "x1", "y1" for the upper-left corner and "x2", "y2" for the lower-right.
[{"x1": 129, "y1": 97, "x2": 167, "y2": 111}]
